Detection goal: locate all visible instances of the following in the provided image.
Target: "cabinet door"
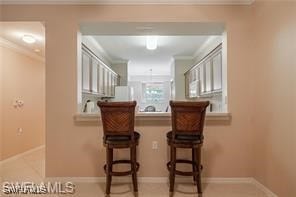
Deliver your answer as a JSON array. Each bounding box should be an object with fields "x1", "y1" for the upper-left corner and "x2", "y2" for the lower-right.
[
  {"x1": 195, "y1": 68, "x2": 199, "y2": 82},
  {"x1": 185, "y1": 72, "x2": 190, "y2": 98},
  {"x1": 103, "y1": 68, "x2": 109, "y2": 96},
  {"x1": 98, "y1": 64, "x2": 104, "y2": 94},
  {"x1": 199, "y1": 64, "x2": 205, "y2": 94},
  {"x1": 111, "y1": 74, "x2": 116, "y2": 97},
  {"x1": 82, "y1": 51, "x2": 91, "y2": 92},
  {"x1": 91, "y1": 59, "x2": 98, "y2": 93},
  {"x1": 205, "y1": 60, "x2": 212, "y2": 92},
  {"x1": 108, "y1": 71, "x2": 112, "y2": 96},
  {"x1": 213, "y1": 52, "x2": 222, "y2": 91}
]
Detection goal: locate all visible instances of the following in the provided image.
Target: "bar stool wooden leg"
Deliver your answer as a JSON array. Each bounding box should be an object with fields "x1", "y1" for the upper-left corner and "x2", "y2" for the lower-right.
[
  {"x1": 169, "y1": 146, "x2": 176, "y2": 193},
  {"x1": 196, "y1": 147, "x2": 202, "y2": 194},
  {"x1": 106, "y1": 147, "x2": 113, "y2": 195},
  {"x1": 130, "y1": 145, "x2": 138, "y2": 192},
  {"x1": 192, "y1": 148, "x2": 197, "y2": 183}
]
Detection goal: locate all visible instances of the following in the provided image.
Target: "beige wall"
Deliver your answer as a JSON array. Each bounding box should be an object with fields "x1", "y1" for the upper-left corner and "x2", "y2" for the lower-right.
[
  {"x1": 252, "y1": 2, "x2": 296, "y2": 196},
  {"x1": 1, "y1": 2, "x2": 296, "y2": 196},
  {"x1": 0, "y1": 45, "x2": 45, "y2": 160},
  {"x1": 111, "y1": 62, "x2": 128, "y2": 86},
  {"x1": 0, "y1": 44, "x2": 3, "y2": 161}
]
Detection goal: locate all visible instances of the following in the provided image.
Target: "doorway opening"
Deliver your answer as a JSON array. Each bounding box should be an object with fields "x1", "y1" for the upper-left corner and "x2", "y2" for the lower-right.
[{"x1": 0, "y1": 22, "x2": 45, "y2": 183}]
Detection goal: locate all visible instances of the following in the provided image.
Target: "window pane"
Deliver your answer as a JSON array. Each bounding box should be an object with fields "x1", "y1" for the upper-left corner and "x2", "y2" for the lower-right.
[{"x1": 143, "y1": 82, "x2": 165, "y2": 103}]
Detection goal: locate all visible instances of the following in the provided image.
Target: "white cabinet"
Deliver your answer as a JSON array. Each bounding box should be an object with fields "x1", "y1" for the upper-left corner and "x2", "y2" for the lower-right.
[
  {"x1": 205, "y1": 60, "x2": 212, "y2": 93},
  {"x1": 185, "y1": 72, "x2": 190, "y2": 98},
  {"x1": 103, "y1": 68, "x2": 109, "y2": 96},
  {"x1": 108, "y1": 71, "x2": 112, "y2": 96},
  {"x1": 212, "y1": 52, "x2": 222, "y2": 91},
  {"x1": 82, "y1": 51, "x2": 91, "y2": 92},
  {"x1": 91, "y1": 59, "x2": 98, "y2": 93},
  {"x1": 82, "y1": 45, "x2": 119, "y2": 97},
  {"x1": 111, "y1": 74, "x2": 117, "y2": 97},
  {"x1": 185, "y1": 44, "x2": 222, "y2": 98},
  {"x1": 199, "y1": 65, "x2": 205, "y2": 94},
  {"x1": 98, "y1": 64, "x2": 104, "y2": 94}
]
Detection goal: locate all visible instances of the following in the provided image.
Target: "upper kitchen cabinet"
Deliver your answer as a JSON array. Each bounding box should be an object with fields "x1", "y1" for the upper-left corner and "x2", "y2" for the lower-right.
[
  {"x1": 91, "y1": 59, "x2": 98, "y2": 93},
  {"x1": 185, "y1": 44, "x2": 223, "y2": 98},
  {"x1": 212, "y1": 51, "x2": 222, "y2": 91},
  {"x1": 81, "y1": 44, "x2": 119, "y2": 97},
  {"x1": 97, "y1": 63, "x2": 104, "y2": 95},
  {"x1": 82, "y1": 50, "x2": 92, "y2": 93}
]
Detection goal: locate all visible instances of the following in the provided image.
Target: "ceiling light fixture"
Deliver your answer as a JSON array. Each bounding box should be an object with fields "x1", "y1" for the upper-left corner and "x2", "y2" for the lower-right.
[
  {"x1": 146, "y1": 36, "x2": 158, "y2": 50},
  {"x1": 22, "y1": 35, "x2": 36, "y2": 44}
]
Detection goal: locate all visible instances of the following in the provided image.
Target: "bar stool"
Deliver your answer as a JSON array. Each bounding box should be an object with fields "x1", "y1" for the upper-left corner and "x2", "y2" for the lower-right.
[
  {"x1": 166, "y1": 101, "x2": 209, "y2": 196},
  {"x1": 97, "y1": 101, "x2": 140, "y2": 195}
]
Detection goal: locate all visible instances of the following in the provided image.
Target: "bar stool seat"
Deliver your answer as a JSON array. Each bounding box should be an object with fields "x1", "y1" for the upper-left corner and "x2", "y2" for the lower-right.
[
  {"x1": 104, "y1": 131, "x2": 140, "y2": 145},
  {"x1": 166, "y1": 131, "x2": 204, "y2": 145}
]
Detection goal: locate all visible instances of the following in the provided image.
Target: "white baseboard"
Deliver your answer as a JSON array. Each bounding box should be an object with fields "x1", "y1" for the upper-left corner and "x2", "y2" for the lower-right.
[
  {"x1": 44, "y1": 176, "x2": 277, "y2": 197},
  {"x1": 252, "y1": 179, "x2": 278, "y2": 197},
  {"x1": 0, "y1": 145, "x2": 45, "y2": 165}
]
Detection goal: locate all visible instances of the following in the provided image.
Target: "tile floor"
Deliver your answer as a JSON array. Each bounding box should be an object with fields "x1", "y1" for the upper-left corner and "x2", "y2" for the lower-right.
[{"x1": 0, "y1": 147, "x2": 268, "y2": 197}]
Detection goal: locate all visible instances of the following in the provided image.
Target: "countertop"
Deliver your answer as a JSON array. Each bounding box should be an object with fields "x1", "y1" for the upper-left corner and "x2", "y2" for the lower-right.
[{"x1": 74, "y1": 112, "x2": 231, "y2": 122}]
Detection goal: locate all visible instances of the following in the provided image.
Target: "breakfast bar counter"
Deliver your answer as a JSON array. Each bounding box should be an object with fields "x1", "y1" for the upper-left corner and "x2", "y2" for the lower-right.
[{"x1": 74, "y1": 112, "x2": 231, "y2": 122}]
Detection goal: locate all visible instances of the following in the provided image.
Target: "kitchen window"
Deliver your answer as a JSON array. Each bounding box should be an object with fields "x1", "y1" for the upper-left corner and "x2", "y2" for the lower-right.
[{"x1": 142, "y1": 82, "x2": 165, "y2": 103}]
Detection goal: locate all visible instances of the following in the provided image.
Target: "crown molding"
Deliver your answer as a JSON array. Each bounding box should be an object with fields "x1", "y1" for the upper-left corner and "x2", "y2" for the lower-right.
[
  {"x1": 85, "y1": 36, "x2": 114, "y2": 64},
  {"x1": 193, "y1": 36, "x2": 221, "y2": 57},
  {"x1": 0, "y1": 0, "x2": 255, "y2": 5},
  {"x1": 0, "y1": 37, "x2": 45, "y2": 62},
  {"x1": 83, "y1": 36, "x2": 128, "y2": 65}
]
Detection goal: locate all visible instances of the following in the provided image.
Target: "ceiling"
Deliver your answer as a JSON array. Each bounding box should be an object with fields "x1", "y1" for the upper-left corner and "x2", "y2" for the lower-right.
[
  {"x1": 0, "y1": 22, "x2": 45, "y2": 58},
  {"x1": 0, "y1": 0, "x2": 255, "y2": 5},
  {"x1": 92, "y1": 35, "x2": 217, "y2": 76},
  {"x1": 83, "y1": 22, "x2": 224, "y2": 76},
  {"x1": 93, "y1": 35, "x2": 211, "y2": 61}
]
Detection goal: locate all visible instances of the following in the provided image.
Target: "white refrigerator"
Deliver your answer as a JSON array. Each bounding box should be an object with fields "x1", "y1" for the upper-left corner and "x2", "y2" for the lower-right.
[{"x1": 112, "y1": 86, "x2": 134, "y2": 101}]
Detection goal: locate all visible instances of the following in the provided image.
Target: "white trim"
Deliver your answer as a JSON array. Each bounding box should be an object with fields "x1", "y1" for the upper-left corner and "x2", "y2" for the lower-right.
[
  {"x1": 0, "y1": 0, "x2": 255, "y2": 5},
  {"x1": 253, "y1": 179, "x2": 278, "y2": 197},
  {"x1": 83, "y1": 36, "x2": 113, "y2": 64},
  {"x1": 0, "y1": 37, "x2": 45, "y2": 62},
  {"x1": 193, "y1": 36, "x2": 220, "y2": 58},
  {"x1": 0, "y1": 145, "x2": 45, "y2": 165},
  {"x1": 73, "y1": 112, "x2": 231, "y2": 122},
  {"x1": 82, "y1": 36, "x2": 128, "y2": 64}
]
